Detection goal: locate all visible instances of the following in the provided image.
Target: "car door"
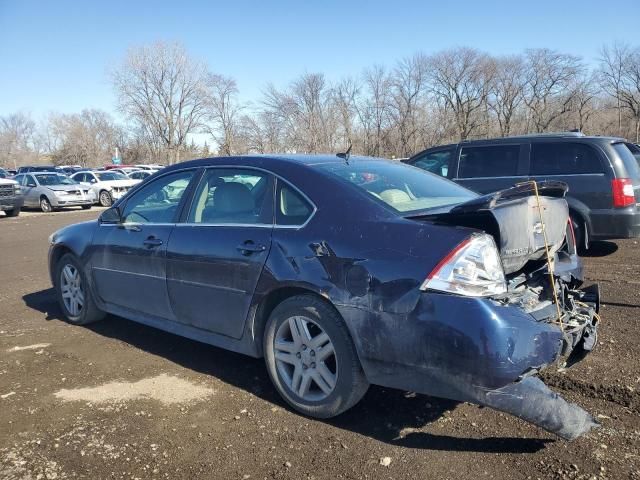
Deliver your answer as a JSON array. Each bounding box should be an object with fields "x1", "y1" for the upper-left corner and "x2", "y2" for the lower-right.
[
  {"x1": 527, "y1": 141, "x2": 609, "y2": 209},
  {"x1": 21, "y1": 174, "x2": 39, "y2": 207},
  {"x1": 90, "y1": 169, "x2": 198, "y2": 320},
  {"x1": 453, "y1": 143, "x2": 527, "y2": 194},
  {"x1": 166, "y1": 167, "x2": 274, "y2": 338}
]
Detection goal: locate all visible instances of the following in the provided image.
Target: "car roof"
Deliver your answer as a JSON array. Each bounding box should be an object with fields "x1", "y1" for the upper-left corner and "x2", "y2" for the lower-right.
[{"x1": 163, "y1": 154, "x2": 390, "y2": 172}]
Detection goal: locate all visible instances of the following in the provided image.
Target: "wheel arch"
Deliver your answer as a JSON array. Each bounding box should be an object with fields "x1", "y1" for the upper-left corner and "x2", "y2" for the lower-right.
[
  {"x1": 48, "y1": 244, "x2": 74, "y2": 285},
  {"x1": 249, "y1": 285, "x2": 346, "y2": 358}
]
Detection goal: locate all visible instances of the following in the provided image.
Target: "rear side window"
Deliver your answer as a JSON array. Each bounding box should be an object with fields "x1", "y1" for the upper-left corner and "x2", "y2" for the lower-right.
[
  {"x1": 614, "y1": 143, "x2": 640, "y2": 179},
  {"x1": 530, "y1": 143, "x2": 603, "y2": 175},
  {"x1": 458, "y1": 145, "x2": 519, "y2": 178},
  {"x1": 276, "y1": 181, "x2": 313, "y2": 226},
  {"x1": 412, "y1": 149, "x2": 453, "y2": 177}
]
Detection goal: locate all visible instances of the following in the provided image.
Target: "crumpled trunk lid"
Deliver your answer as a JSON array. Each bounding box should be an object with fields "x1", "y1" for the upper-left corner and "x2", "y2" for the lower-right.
[{"x1": 420, "y1": 181, "x2": 570, "y2": 274}]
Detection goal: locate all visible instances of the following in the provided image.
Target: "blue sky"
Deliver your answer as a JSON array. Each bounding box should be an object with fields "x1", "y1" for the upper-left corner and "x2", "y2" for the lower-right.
[{"x1": 1, "y1": 0, "x2": 638, "y2": 121}]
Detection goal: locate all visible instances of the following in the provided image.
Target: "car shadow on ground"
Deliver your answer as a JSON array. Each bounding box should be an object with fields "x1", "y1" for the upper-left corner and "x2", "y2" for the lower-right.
[
  {"x1": 581, "y1": 241, "x2": 619, "y2": 257},
  {"x1": 23, "y1": 288, "x2": 552, "y2": 454}
]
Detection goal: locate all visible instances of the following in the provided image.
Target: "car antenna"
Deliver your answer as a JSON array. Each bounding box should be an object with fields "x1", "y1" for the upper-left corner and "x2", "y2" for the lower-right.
[{"x1": 336, "y1": 141, "x2": 352, "y2": 164}]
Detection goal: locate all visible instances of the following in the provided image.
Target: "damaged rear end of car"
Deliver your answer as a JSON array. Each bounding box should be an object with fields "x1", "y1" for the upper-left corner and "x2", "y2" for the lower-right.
[{"x1": 413, "y1": 180, "x2": 601, "y2": 440}]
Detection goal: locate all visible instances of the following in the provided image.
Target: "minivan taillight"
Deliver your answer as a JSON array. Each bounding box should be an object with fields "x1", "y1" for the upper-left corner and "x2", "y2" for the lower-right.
[{"x1": 611, "y1": 178, "x2": 635, "y2": 208}]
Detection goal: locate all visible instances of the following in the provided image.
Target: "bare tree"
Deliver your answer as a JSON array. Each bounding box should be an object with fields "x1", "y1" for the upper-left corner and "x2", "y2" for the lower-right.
[
  {"x1": 0, "y1": 112, "x2": 38, "y2": 169},
  {"x1": 389, "y1": 53, "x2": 429, "y2": 156},
  {"x1": 357, "y1": 65, "x2": 392, "y2": 156},
  {"x1": 619, "y1": 47, "x2": 640, "y2": 142},
  {"x1": 599, "y1": 42, "x2": 630, "y2": 135},
  {"x1": 47, "y1": 109, "x2": 120, "y2": 166},
  {"x1": 488, "y1": 55, "x2": 526, "y2": 137},
  {"x1": 427, "y1": 48, "x2": 494, "y2": 141},
  {"x1": 203, "y1": 74, "x2": 243, "y2": 155},
  {"x1": 523, "y1": 49, "x2": 583, "y2": 132},
  {"x1": 111, "y1": 41, "x2": 210, "y2": 164}
]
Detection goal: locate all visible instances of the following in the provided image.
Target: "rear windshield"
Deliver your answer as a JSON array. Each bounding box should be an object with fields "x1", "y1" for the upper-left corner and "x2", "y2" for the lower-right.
[
  {"x1": 613, "y1": 143, "x2": 640, "y2": 179},
  {"x1": 317, "y1": 160, "x2": 475, "y2": 214},
  {"x1": 97, "y1": 172, "x2": 128, "y2": 181}
]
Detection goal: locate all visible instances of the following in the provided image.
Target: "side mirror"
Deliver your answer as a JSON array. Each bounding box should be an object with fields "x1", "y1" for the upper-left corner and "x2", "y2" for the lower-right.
[{"x1": 99, "y1": 206, "x2": 122, "y2": 224}]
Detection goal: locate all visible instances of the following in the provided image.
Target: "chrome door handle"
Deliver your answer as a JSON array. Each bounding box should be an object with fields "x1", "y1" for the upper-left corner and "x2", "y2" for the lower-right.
[
  {"x1": 143, "y1": 237, "x2": 163, "y2": 248},
  {"x1": 236, "y1": 242, "x2": 266, "y2": 255}
]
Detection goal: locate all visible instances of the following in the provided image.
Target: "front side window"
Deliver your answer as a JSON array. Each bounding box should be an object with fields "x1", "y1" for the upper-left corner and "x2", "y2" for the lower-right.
[
  {"x1": 318, "y1": 160, "x2": 475, "y2": 214},
  {"x1": 122, "y1": 170, "x2": 194, "y2": 224},
  {"x1": 458, "y1": 145, "x2": 520, "y2": 178},
  {"x1": 188, "y1": 169, "x2": 272, "y2": 225},
  {"x1": 530, "y1": 143, "x2": 603, "y2": 175},
  {"x1": 25, "y1": 175, "x2": 37, "y2": 187},
  {"x1": 276, "y1": 181, "x2": 313, "y2": 226},
  {"x1": 412, "y1": 149, "x2": 454, "y2": 177}
]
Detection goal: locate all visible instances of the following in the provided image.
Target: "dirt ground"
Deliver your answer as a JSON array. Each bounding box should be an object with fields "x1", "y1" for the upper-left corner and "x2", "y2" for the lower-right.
[{"x1": 0, "y1": 209, "x2": 639, "y2": 480}]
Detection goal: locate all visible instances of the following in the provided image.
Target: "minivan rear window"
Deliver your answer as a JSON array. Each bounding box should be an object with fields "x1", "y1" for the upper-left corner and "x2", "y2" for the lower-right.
[
  {"x1": 458, "y1": 145, "x2": 519, "y2": 178},
  {"x1": 530, "y1": 143, "x2": 603, "y2": 175},
  {"x1": 613, "y1": 143, "x2": 640, "y2": 179}
]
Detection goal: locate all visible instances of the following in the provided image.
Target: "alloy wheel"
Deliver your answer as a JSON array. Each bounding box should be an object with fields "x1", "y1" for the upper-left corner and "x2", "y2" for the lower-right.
[
  {"x1": 60, "y1": 264, "x2": 84, "y2": 317},
  {"x1": 273, "y1": 316, "x2": 338, "y2": 401},
  {"x1": 40, "y1": 198, "x2": 52, "y2": 212},
  {"x1": 99, "y1": 191, "x2": 112, "y2": 207}
]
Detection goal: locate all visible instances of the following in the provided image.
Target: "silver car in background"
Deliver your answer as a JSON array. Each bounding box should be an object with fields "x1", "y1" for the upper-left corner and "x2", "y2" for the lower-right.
[
  {"x1": 71, "y1": 170, "x2": 138, "y2": 207},
  {"x1": 13, "y1": 172, "x2": 95, "y2": 212}
]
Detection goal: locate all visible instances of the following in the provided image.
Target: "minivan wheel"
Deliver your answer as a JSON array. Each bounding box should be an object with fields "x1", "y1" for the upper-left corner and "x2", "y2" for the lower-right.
[
  {"x1": 55, "y1": 253, "x2": 105, "y2": 325},
  {"x1": 40, "y1": 197, "x2": 52, "y2": 213},
  {"x1": 263, "y1": 295, "x2": 369, "y2": 418},
  {"x1": 99, "y1": 190, "x2": 113, "y2": 207},
  {"x1": 5, "y1": 207, "x2": 20, "y2": 217}
]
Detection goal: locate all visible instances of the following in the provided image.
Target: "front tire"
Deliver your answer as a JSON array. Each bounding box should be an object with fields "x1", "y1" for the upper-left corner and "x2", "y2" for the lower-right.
[
  {"x1": 54, "y1": 253, "x2": 105, "y2": 325},
  {"x1": 5, "y1": 207, "x2": 20, "y2": 217},
  {"x1": 263, "y1": 295, "x2": 369, "y2": 418},
  {"x1": 40, "y1": 196, "x2": 52, "y2": 213},
  {"x1": 81, "y1": 205, "x2": 92, "y2": 210}
]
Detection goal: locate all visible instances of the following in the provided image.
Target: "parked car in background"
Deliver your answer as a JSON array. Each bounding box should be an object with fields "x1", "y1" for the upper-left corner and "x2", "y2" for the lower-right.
[
  {"x1": 59, "y1": 165, "x2": 87, "y2": 176},
  {"x1": 626, "y1": 142, "x2": 640, "y2": 166},
  {"x1": 111, "y1": 167, "x2": 142, "y2": 176},
  {"x1": 14, "y1": 172, "x2": 95, "y2": 212},
  {"x1": 71, "y1": 170, "x2": 138, "y2": 207},
  {"x1": 48, "y1": 154, "x2": 600, "y2": 440},
  {"x1": 134, "y1": 164, "x2": 164, "y2": 171},
  {"x1": 17, "y1": 165, "x2": 65, "y2": 175},
  {"x1": 127, "y1": 169, "x2": 158, "y2": 181},
  {"x1": 404, "y1": 132, "x2": 640, "y2": 250},
  {"x1": 6, "y1": 169, "x2": 17, "y2": 176},
  {"x1": 0, "y1": 176, "x2": 24, "y2": 217},
  {"x1": 0, "y1": 168, "x2": 9, "y2": 179}
]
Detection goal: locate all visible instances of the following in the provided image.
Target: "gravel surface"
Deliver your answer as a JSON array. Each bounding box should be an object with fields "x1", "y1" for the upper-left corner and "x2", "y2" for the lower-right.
[{"x1": 0, "y1": 209, "x2": 639, "y2": 480}]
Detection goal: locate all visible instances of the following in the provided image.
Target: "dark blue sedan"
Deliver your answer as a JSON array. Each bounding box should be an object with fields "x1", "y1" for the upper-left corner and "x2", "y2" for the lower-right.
[{"x1": 48, "y1": 155, "x2": 600, "y2": 439}]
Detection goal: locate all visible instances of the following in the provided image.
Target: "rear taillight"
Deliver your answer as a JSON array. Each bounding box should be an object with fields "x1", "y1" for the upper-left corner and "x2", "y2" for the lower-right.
[
  {"x1": 421, "y1": 234, "x2": 507, "y2": 297},
  {"x1": 611, "y1": 178, "x2": 635, "y2": 208}
]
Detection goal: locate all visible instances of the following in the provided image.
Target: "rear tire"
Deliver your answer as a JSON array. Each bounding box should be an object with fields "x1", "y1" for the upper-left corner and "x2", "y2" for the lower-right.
[
  {"x1": 54, "y1": 253, "x2": 106, "y2": 325},
  {"x1": 5, "y1": 207, "x2": 20, "y2": 217},
  {"x1": 263, "y1": 294, "x2": 369, "y2": 419}
]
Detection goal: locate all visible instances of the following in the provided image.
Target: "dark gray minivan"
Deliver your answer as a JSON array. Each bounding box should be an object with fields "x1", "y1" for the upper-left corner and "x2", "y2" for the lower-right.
[{"x1": 404, "y1": 133, "x2": 640, "y2": 249}]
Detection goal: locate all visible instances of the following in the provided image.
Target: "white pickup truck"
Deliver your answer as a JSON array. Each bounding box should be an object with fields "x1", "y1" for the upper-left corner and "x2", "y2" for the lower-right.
[{"x1": 0, "y1": 177, "x2": 24, "y2": 217}]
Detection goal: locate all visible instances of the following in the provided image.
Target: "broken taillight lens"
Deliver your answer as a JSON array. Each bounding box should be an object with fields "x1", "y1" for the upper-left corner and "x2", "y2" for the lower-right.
[
  {"x1": 421, "y1": 234, "x2": 507, "y2": 297},
  {"x1": 611, "y1": 178, "x2": 635, "y2": 208}
]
